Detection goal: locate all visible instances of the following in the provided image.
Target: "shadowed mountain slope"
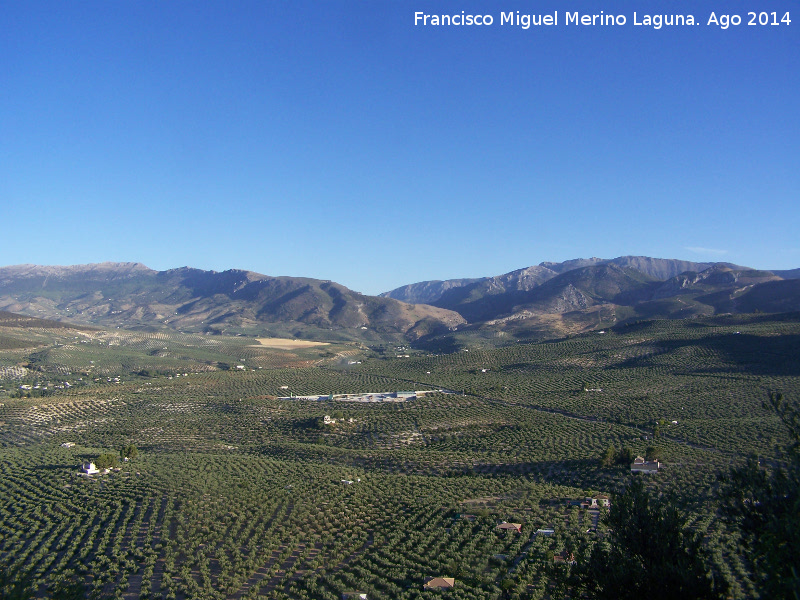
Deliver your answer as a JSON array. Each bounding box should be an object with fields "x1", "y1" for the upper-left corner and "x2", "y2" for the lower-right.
[{"x1": 410, "y1": 262, "x2": 800, "y2": 349}]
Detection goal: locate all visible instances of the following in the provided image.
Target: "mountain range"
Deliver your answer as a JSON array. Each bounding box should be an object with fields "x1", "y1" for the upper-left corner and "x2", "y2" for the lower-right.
[
  {"x1": 381, "y1": 256, "x2": 748, "y2": 305},
  {"x1": 0, "y1": 263, "x2": 464, "y2": 343},
  {"x1": 1, "y1": 257, "x2": 799, "y2": 346}
]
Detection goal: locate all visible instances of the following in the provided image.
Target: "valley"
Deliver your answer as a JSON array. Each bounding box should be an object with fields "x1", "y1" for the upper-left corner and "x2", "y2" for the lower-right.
[{"x1": 1, "y1": 305, "x2": 798, "y2": 598}]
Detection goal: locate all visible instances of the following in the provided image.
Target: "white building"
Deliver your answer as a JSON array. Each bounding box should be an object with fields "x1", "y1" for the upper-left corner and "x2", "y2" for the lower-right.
[{"x1": 82, "y1": 462, "x2": 99, "y2": 475}]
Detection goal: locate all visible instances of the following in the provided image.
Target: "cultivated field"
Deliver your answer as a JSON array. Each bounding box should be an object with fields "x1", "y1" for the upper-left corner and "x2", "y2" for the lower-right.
[
  {"x1": 252, "y1": 339, "x2": 330, "y2": 350},
  {"x1": 1, "y1": 312, "x2": 798, "y2": 598}
]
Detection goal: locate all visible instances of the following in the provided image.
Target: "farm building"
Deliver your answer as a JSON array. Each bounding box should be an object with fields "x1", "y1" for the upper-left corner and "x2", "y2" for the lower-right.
[
  {"x1": 424, "y1": 577, "x2": 456, "y2": 589},
  {"x1": 631, "y1": 456, "x2": 661, "y2": 473},
  {"x1": 496, "y1": 522, "x2": 523, "y2": 533},
  {"x1": 81, "y1": 462, "x2": 99, "y2": 475},
  {"x1": 595, "y1": 494, "x2": 610, "y2": 507},
  {"x1": 588, "y1": 494, "x2": 610, "y2": 507},
  {"x1": 566, "y1": 495, "x2": 611, "y2": 509}
]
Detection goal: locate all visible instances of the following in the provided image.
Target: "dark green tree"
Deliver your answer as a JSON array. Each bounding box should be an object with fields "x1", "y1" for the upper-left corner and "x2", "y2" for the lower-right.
[
  {"x1": 49, "y1": 572, "x2": 86, "y2": 600},
  {"x1": 120, "y1": 443, "x2": 138, "y2": 460},
  {"x1": 572, "y1": 477, "x2": 726, "y2": 600},
  {"x1": 616, "y1": 446, "x2": 634, "y2": 466},
  {"x1": 645, "y1": 445, "x2": 661, "y2": 461},
  {"x1": 719, "y1": 392, "x2": 800, "y2": 599},
  {"x1": 94, "y1": 453, "x2": 119, "y2": 470},
  {"x1": 601, "y1": 445, "x2": 617, "y2": 467},
  {"x1": 0, "y1": 559, "x2": 34, "y2": 599}
]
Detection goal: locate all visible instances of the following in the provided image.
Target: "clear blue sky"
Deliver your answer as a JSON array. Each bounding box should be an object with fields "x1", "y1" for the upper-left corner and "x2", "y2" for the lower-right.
[{"x1": 2, "y1": 0, "x2": 798, "y2": 294}]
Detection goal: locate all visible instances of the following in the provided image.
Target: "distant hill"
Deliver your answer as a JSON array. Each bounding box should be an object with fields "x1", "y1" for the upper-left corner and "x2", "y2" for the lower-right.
[
  {"x1": 378, "y1": 278, "x2": 483, "y2": 305},
  {"x1": 773, "y1": 268, "x2": 800, "y2": 280},
  {"x1": 0, "y1": 263, "x2": 465, "y2": 343},
  {"x1": 381, "y1": 256, "x2": 742, "y2": 304},
  {"x1": 0, "y1": 310, "x2": 96, "y2": 331},
  {"x1": 0, "y1": 310, "x2": 98, "y2": 350}
]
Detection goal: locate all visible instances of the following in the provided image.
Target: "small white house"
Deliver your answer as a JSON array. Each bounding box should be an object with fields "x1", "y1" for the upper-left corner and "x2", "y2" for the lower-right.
[{"x1": 82, "y1": 462, "x2": 99, "y2": 475}]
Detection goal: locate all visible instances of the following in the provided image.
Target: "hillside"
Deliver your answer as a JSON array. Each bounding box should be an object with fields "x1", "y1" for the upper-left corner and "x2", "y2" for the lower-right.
[
  {"x1": 381, "y1": 256, "x2": 738, "y2": 304},
  {"x1": 377, "y1": 277, "x2": 483, "y2": 305},
  {"x1": 415, "y1": 262, "x2": 800, "y2": 349},
  {"x1": 0, "y1": 263, "x2": 465, "y2": 343},
  {"x1": 434, "y1": 263, "x2": 654, "y2": 323}
]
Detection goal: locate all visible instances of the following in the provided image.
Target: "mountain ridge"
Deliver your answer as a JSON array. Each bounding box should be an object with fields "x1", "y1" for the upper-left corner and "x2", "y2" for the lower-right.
[
  {"x1": 381, "y1": 256, "x2": 748, "y2": 304},
  {"x1": 1, "y1": 257, "x2": 798, "y2": 348},
  {"x1": 0, "y1": 263, "x2": 464, "y2": 343}
]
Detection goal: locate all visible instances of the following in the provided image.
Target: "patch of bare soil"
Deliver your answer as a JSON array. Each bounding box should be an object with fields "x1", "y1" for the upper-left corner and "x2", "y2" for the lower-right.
[{"x1": 252, "y1": 338, "x2": 330, "y2": 349}]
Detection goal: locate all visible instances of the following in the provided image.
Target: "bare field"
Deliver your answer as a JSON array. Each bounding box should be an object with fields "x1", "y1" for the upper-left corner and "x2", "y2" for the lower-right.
[{"x1": 252, "y1": 337, "x2": 330, "y2": 349}]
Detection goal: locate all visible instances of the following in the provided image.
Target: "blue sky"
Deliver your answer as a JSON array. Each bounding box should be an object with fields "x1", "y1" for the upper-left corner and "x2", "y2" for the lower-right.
[{"x1": 2, "y1": 0, "x2": 798, "y2": 294}]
